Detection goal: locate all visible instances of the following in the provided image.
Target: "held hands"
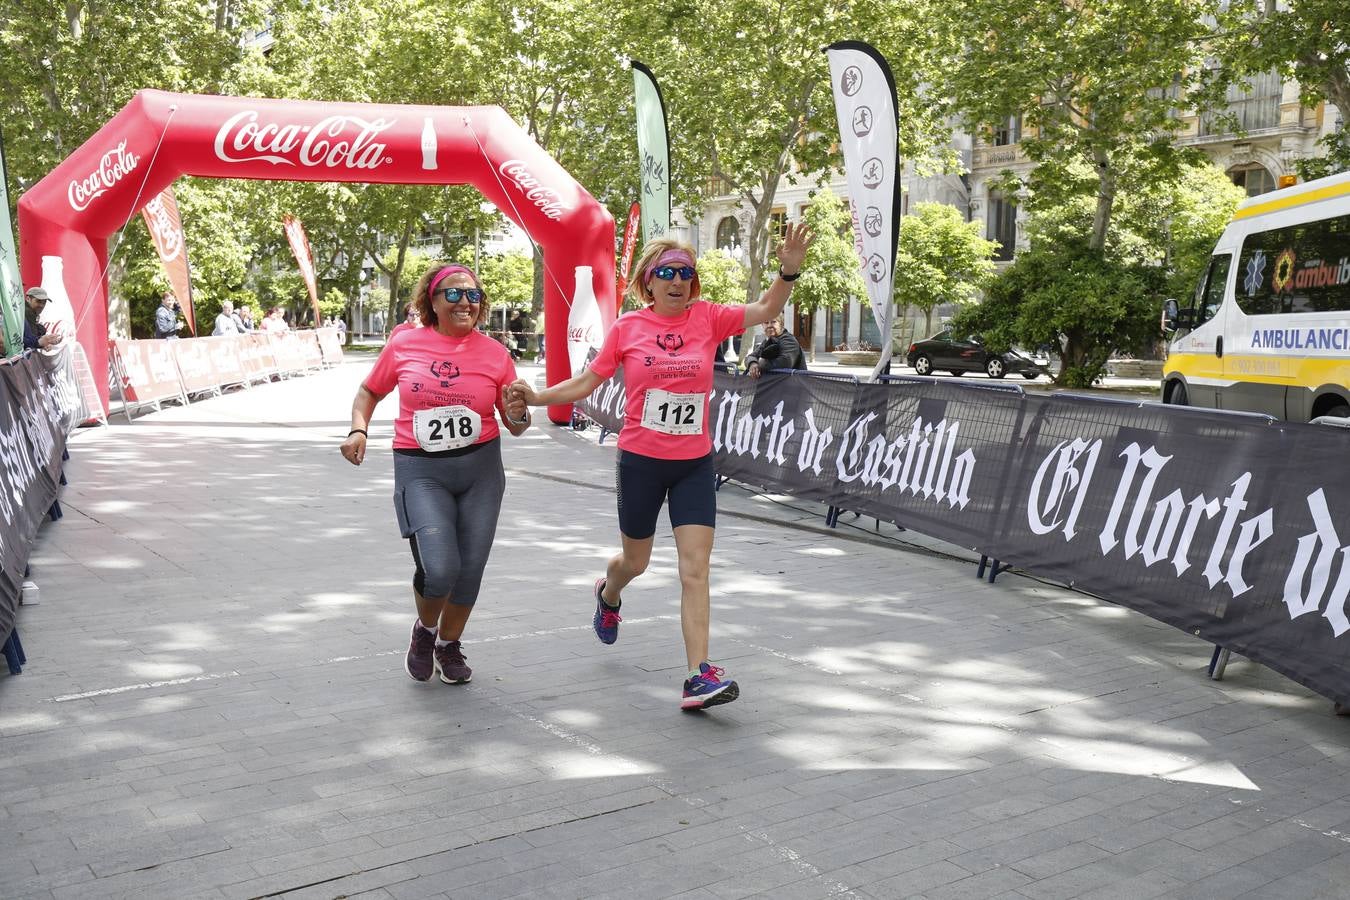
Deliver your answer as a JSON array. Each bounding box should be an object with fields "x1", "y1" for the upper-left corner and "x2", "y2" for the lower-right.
[
  {"x1": 501, "y1": 384, "x2": 530, "y2": 426},
  {"x1": 340, "y1": 431, "x2": 366, "y2": 466},
  {"x1": 747, "y1": 361, "x2": 762, "y2": 380},
  {"x1": 776, "y1": 222, "x2": 816, "y2": 276},
  {"x1": 505, "y1": 378, "x2": 537, "y2": 408}
]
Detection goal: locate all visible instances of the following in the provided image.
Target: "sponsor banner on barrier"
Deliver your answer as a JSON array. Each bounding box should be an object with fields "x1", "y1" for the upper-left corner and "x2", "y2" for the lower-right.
[
  {"x1": 110, "y1": 338, "x2": 184, "y2": 404},
  {"x1": 172, "y1": 337, "x2": 220, "y2": 395},
  {"x1": 239, "y1": 332, "x2": 278, "y2": 379},
  {"x1": 580, "y1": 369, "x2": 1350, "y2": 705},
  {"x1": 203, "y1": 335, "x2": 247, "y2": 387},
  {"x1": 316, "y1": 326, "x2": 345, "y2": 365},
  {"x1": 269, "y1": 331, "x2": 307, "y2": 373},
  {"x1": 296, "y1": 330, "x2": 324, "y2": 369},
  {"x1": 0, "y1": 352, "x2": 68, "y2": 643}
]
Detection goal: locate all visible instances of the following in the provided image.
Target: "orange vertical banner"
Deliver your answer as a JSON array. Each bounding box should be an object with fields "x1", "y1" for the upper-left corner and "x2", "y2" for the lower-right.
[
  {"x1": 282, "y1": 215, "x2": 323, "y2": 326},
  {"x1": 616, "y1": 200, "x2": 640, "y2": 312},
  {"x1": 141, "y1": 186, "x2": 196, "y2": 335}
]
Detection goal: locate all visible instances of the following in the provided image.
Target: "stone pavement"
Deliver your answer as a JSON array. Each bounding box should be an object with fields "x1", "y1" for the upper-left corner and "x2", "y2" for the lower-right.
[{"x1": 2, "y1": 357, "x2": 1349, "y2": 900}]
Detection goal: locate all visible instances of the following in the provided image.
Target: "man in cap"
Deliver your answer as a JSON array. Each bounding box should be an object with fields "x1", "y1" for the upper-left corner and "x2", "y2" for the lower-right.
[{"x1": 24, "y1": 287, "x2": 66, "y2": 351}]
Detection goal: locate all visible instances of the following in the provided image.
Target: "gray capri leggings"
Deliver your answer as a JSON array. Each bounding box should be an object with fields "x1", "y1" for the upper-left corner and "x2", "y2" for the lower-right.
[{"x1": 392, "y1": 439, "x2": 505, "y2": 606}]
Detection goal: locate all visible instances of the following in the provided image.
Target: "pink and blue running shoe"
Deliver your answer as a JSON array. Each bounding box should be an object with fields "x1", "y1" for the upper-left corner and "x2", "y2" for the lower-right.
[
  {"x1": 593, "y1": 578, "x2": 621, "y2": 644},
  {"x1": 681, "y1": 662, "x2": 739, "y2": 710}
]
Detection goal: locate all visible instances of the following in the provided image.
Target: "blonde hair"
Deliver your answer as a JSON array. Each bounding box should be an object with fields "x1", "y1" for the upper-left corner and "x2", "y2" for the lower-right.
[
  {"x1": 626, "y1": 237, "x2": 699, "y2": 307},
  {"x1": 412, "y1": 263, "x2": 490, "y2": 328}
]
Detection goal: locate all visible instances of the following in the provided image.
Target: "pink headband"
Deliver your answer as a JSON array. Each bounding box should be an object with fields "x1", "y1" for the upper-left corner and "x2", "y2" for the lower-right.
[
  {"x1": 642, "y1": 250, "x2": 697, "y2": 287},
  {"x1": 429, "y1": 265, "x2": 477, "y2": 296}
]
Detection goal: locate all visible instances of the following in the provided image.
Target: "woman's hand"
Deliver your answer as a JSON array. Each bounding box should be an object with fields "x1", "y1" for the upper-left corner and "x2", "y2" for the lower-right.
[
  {"x1": 506, "y1": 378, "x2": 537, "y2": 406},
  {"x1": 776, "y1": 221, "x2": 816, "y2": 275},
  {"x1": 501, "y1": 385, "x2": 530, "y2": 426},
  {"x1": 340, "y1": 432, "x2": 367, "y2": 466}
]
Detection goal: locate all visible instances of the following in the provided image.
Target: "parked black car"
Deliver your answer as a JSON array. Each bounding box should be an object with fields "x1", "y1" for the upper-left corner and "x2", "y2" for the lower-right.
[{"x1": 905, "y1": 330, "x2": 1047, "y2": 379}]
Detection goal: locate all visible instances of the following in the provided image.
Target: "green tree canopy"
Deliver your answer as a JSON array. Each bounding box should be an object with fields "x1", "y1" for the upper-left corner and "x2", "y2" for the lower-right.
[
  {"x1": 695, "y1": 249, "x2": 746, "y2": 307},
  {"x1": 944, "y1": 0, "x2": 1222, "y2": 250},
  {"x1": 895, "y1": 201, "x2": 999, "y2": 337},
  {"x1": 789, "y1": 188, "x2": 867, "y2": 354}
]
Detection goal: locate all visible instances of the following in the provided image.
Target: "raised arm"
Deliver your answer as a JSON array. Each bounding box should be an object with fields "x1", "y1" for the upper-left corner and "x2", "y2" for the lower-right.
[{"x1": 743, "y1": 222, "x2": 815, "y2": 330}]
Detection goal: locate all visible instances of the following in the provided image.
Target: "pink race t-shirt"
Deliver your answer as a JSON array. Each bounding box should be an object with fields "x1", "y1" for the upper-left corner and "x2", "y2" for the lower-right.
[
  {"x1": 589, "y1": 301, "x2": 745, "y2": 459},
  {"x1": 365, "y1": 327, "x2": 517, "y2": 450}
]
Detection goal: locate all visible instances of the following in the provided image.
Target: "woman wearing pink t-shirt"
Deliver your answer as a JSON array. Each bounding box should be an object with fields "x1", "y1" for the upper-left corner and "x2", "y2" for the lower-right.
[
  {"x1": 341, "y1": 263, "x2": 532, "y2": 686},
  {"x1": 507, "y1": 225, "x2": 813, "y2": 710}
]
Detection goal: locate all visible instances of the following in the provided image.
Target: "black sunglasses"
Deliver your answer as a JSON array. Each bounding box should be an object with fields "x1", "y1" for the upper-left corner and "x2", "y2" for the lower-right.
[
  {"x1": 652, "y1": 265, "x2": 696, "y2": 281},
  {"x1": 437, "y1": 287, "x2": 484, "y2": 304}
]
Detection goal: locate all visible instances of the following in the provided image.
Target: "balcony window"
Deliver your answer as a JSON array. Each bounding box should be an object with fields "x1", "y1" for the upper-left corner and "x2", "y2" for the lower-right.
[
  {"x1": 1200, "y1": 70, "x2": 1281, "y2": 136},
  {"x1": 1229, "y1": 163, "x2": 1275, "y2": 197},
  {"x1": 715, "y1": 216, "x2": 741, "y2": 253},
  {"x1": 993, "y1": 115, "x2": 1022, "y2": 146},
  {"x1": 988, "y1": 192, "x2": 1017, "y2": 261}
]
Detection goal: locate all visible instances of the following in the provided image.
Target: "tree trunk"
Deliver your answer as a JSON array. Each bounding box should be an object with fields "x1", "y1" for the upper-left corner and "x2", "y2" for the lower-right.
[
  {"x1": 1090, "y1": 148, "x2": 1116, "y2": 252},
  {"x1": 384, "y1": 219, "x2": 415, "y2": 333}
]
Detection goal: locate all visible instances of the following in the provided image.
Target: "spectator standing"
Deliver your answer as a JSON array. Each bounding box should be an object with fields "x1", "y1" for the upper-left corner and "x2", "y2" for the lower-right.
[
  {"x1": 213, "y1": 301, "x2": 241, "y2": 336},
  {"x1": 261, "y1": 306, "x2": 289, "y2": 333},
  {"x1": 22, "y1": 287, "x2": 64, "y2": 351},
  {"x1": 154, "y1": 293, "x2": 183, "y2": 339},
  {"x1": 238, "y1": 305, "x2": 255, "y2": 331}
]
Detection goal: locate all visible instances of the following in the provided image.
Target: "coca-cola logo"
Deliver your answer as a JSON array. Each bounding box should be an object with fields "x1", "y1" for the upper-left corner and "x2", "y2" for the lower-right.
[
  {"x1": 214, "y1": 111, "x2": 395, "y2": 170},
  {"x1": 68, "y1": 141, "x2": 140, "y2": 212},
  {"x1": 567, "y1": 324, "x2": 597, "y2": 344},
  {"x1": 498, "y1": 160, "x2": 573, "y2": 221},
  {"x1": 143, "y1": 196, "x2": 183, "y2": 261}
]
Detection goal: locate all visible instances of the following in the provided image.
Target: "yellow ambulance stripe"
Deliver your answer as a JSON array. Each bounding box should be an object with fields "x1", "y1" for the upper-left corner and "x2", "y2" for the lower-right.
[
  {"x1": 1166, "y1": 352, "x2": 1350, "y2": 389},
  {"x1": 1234, "y1": 180, "x2": 1350, "y2": 221}
]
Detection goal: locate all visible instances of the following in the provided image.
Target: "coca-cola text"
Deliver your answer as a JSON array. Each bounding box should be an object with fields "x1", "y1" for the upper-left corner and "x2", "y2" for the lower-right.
[
  {"x1": 214, "y1": 111, "x2": 395, "y2": 170},
  {"x1": 68, "y1": 141, "x2": 139, "y2": 212}
]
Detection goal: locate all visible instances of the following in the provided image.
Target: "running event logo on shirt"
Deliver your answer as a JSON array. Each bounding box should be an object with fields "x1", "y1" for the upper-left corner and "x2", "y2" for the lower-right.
[
  {"x1": 654, "y1": 332, "x2": 685, "y2": 356},
  {"x1": 429, "y1": 360, "x2": 461, "y2": 387}
]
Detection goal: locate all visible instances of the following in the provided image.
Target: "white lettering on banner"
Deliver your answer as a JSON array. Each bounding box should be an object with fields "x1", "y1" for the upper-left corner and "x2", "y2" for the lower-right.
[
  {"x1": 213, "y1": 111, "x2": 394, "y2": 170},
  {"x1": 1284, "y1": 490, "x2": 1350, "y2": 636},
  {"x1": 1028, "y1": 438, "x2": 1101, "y2": 540},
  {"x1": 498, "y1": 160, "x2": 573, "y2": 220},
  {"x1": 67, "y1": 140, "x2": 140, "y2": 212},
  {"x1": 143, "y1": 196, "x2": 183, "y2": 261},
  {"x1": 147, "y1": 342, "x2": 179, "y2": 384},
  {"x1": 834, "y1": 413, "x2": 974, "y2": 509},
  {"x1": 1028, "y1": 438, "x2": 1275, "y2": 600}
]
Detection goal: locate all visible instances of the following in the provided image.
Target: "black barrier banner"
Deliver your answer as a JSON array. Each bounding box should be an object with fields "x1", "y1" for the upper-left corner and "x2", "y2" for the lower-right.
[
  {"x1": 577, "y1": 369, "x2": 1350, "y2": 705},
  {"x1": 0, "y1": 352, "x2": 69, "y2": 644}
]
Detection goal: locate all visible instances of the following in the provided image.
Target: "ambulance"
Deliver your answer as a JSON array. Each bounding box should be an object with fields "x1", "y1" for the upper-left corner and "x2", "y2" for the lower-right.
[{"x1": 1162, "y1": 170, "x2": 1350, "y2": 421}]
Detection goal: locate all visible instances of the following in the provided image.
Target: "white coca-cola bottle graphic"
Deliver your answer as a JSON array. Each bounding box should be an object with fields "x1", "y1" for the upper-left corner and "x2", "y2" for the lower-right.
[
  {"x1": 566, "y1": 265, "x2": 602, "y2": 377},
  {"x1": 39, "y1": 255, "x2": 77, "y2": 341},
  {"x1": 420, "y1": 117, "x2": 437, "y2": 170}
]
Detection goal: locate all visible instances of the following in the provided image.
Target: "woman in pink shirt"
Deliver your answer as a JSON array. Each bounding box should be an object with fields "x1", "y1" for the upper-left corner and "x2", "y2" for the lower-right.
[
  {"x1": 508, "y1": 224, "x2": 813, "y2": 710},
  {"x1": 340, "y1": 264, "x2": 532, "y2": 686}
]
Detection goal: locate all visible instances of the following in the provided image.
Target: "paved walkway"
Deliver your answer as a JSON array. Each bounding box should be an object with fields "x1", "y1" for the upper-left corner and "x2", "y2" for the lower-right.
[{"x1": 2, "y1": 358, "x2": 1348, "y2": 900}]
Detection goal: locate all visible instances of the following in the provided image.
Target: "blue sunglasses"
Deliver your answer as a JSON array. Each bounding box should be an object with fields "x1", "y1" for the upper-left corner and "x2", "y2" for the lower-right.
[
  {"x1": 652, "y1": 265, "x2": 697, "y2": 282},
  {"x1": 437, "y1": 287, "x2": 484, "y2": 304}
]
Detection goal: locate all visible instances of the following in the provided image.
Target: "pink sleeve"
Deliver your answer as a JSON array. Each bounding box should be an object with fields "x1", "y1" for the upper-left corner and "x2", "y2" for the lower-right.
[
  {"x1": 587, "y1": 319, "x2": 624, "y2": 380},
  {"x1": 364, "y1": 339, "x2": 399, "y2": 394},
  {"x1": 711, "y1": 303, "x2": 747, "y2": 341}
]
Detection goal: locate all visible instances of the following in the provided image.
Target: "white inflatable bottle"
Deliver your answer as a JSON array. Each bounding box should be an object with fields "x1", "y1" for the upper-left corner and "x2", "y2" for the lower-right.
[
  {"x1": 420, "y1": 117, "x2": 437, "y2": 170},
  {"x1": 566, "y1": 265, "x2": 602, "y2": 378},
  {"x1": 39, "y1": 255, "x2": 77, "y2": 344}
]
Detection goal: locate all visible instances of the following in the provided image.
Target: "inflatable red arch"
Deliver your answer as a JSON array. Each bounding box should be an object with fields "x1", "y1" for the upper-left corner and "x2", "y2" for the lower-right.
[{"x1": 17, "y1": 89, "x2": 615, "y2": 421}]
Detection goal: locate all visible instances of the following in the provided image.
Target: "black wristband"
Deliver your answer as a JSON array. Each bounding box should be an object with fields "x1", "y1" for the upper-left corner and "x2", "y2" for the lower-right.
[
  {"x1": 348, "y1": 428, "x2": 367, "y2": 437},
  {"x1": 778, "y1": 268, "x2": 800, "y2": 282}
]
